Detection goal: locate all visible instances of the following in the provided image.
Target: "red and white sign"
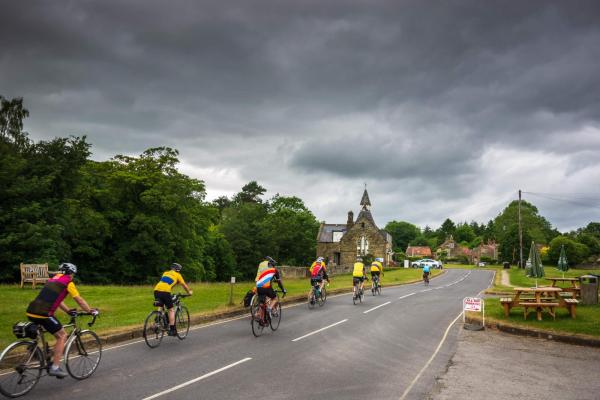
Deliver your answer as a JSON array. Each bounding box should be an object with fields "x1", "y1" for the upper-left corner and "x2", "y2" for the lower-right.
[{"x1": 463, "y1": 297, "x2": 482, "y2": 312}]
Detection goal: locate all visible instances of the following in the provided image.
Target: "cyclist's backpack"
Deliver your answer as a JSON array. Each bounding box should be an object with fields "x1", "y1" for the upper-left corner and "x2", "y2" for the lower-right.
[
  {"x1": 243, "y1": 287, "x2": 256, "y2": 307},
  {"x1": 13, "y1": 322, "x2": 38, "y2": 339}
]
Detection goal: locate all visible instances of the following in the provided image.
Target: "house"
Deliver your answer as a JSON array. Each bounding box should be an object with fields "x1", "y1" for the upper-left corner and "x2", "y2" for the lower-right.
[
  {"x1": 471, "y1": 241, "x2": 499, "y2": 263},
  {"x1": 437, "y1": 235, "x2": 472, "y2": 261},
  {"x1": 316, "y1": 188, "x2": 393, "y2": 267},
  {"x1": 405, "y1": 246, "x2": 432, "y2": 258}
]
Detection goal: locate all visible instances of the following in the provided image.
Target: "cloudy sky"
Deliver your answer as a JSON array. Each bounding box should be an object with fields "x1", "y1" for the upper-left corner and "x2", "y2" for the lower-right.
[{"x1": 2, "y1": 1, "x2": 600, "y2": 231}]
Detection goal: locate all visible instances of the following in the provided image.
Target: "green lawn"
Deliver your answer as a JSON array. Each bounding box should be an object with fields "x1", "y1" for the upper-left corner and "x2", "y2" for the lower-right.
[
  {"x1": 484, "y1": 297, "x2": 600, "y2": 337},
  {"x1": 0, "y1": 268, "x2": 439, "y2": 349}
]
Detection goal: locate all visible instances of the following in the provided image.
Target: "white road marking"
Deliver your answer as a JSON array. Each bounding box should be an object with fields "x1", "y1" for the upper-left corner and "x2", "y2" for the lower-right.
[
  {"x1": 399, "y1": 312, "x2": 462, "y2": 400},
  {"x1": 141, "y1": 357, "x2": 252, "y2": 400},
  {"x1": 291, "y1": 319, "x2": 348, "y2": 342},
  {"x1": 421, "y1": 289, "x2": 432, "y2": 292},
  {"x1": 363, "y1": 301, "x2": 391, "y2": 314},
  {"x1": 398, "y1": 293, "x2": 415, "y2": 300}
]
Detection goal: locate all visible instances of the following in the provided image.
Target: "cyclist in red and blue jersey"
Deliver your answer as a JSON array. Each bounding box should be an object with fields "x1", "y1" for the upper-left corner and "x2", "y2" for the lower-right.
[
  {"x1": 26, "y1": 263, "x2": 98, "y2": 379},
  {"x1": 154, "y1": 263, "x2": 193, "y2": 336},
  {"x1": 255, "y1": 256, "x2": 286, "y2": 315},
  {"x1": 309, "y1": 257, "x2": 329, "y2": 292}
]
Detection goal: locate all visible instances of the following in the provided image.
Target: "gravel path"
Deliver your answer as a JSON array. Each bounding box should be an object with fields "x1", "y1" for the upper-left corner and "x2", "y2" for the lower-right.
[{"x1": 429, "y1": 328, "x2": 600, "y2": 400}]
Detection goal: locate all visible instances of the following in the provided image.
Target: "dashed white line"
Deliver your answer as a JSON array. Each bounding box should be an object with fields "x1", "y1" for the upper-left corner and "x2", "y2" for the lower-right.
[
  {"x1": 363, "y1": 301, "x2": 391, "y2": 314},
  {"x1": 141, "y1": 357, "x2": 252, "y2": 400},
  {"x1": 291, "y1": 319, "x2": 348, "y2": 342},
  {"x1": 398, "y1": 293, "x2": 416, "y2": 300},
  {"x1": 421, "y1": 289, "x2": 432, "y2": 292}
]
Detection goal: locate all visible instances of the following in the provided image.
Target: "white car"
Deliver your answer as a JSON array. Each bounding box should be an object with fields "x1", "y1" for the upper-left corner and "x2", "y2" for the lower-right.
[{"x1": 411, "y1": 259, "x2": 443, "y2": 269}]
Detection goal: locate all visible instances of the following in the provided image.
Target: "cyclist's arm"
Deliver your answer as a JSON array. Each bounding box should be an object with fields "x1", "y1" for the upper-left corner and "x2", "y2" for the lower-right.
[
  {"x1": 58, "y1": 302, "x2": 72, "y2": 314},
  {"x1": 73, "y1": 296, "x2": 94, "y2": 313},
  {"x1": 274, "y1": 269, "x2": 285, "y2": 292},
  {"x1": 182, "y1": 282, "x2": 193, "y2": 295}
]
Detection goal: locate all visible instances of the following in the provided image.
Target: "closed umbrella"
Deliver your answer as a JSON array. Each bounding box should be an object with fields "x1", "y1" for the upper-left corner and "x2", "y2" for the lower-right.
[
  {"x1": 557, "y1": 245, "x2": 569, "y2": 278},
  {"x1": 528, "y1": 241, "x2": 545, "y2": 287}
]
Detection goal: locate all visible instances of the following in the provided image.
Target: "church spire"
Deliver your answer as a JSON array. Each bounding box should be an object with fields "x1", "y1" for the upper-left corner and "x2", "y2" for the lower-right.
[{"x1": 360, "y1": 184, "x2": 371, "y2": 210}]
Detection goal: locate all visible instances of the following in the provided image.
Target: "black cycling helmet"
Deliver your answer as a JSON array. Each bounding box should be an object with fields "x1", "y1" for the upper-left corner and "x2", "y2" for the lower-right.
[
  {"x1": 59, "y1": 262, "x2": 77, "y2": 275},
  {"x1": 171, "y1": 263, "x2": 183, "y2": 272},
  {"x1": 264, "y1": 256, "x2": 277, "y2": 267}
]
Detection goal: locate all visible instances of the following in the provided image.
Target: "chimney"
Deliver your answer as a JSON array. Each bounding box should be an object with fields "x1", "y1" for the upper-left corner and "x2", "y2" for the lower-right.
[{"x1": 347, "y1": 211, "x2": 354, "y2": 229}]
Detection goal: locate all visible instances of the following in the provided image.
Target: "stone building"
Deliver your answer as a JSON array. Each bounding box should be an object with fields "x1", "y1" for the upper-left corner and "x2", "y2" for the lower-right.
[
  {"x1": 437, "y1": 235, "x2": 472, "y2": 260},
  {"x1": 316, "y1": 189, "x2": 393, "y2": 267},
  {"x1": 406, "y1": 246, "x2": 432, "y2": 257}
]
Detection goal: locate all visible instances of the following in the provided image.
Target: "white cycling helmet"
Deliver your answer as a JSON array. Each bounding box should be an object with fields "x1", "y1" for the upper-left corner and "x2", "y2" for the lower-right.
[
  {"x1": 316, "y1": 257, "x2": 324, "y2": 263},
  {"x1": 59, "y1": 262, "x2": 77, "y2": 275}
]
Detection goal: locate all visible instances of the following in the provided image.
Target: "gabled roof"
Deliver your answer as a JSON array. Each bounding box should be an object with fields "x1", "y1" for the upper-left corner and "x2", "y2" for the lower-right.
[
  {"x1": 317, "y1": 224, "x2": 347, "y2": 243},
  {"x1": 406, "y1": 246, "x2": 432, "y2": 257}
]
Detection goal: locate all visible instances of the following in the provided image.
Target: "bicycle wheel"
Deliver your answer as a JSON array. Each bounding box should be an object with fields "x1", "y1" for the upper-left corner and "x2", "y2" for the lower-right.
[
  {"x1": 143, "y1": 311, "x2": 164, "y2": 348},
  {"x1": 377, "y1": 283, "x2": 382, "y2": 295},
  {"x1": 65, "y1": 330, "x2": 102, "y2": 380},
  {"x1": 318, "y1": 287, "x2": 327, "y2": 306},
  {"x1": 308, "y1": 288, "x2": 316, "y2": 309},
  {"x1": 175, "y1": 306, "x2": 190, "y2": 340},
  {"x1": 270, "y1": 302, "x2": 282, "y2": 331},
  {"x1": 0, "y1": 341, "x2": 42, "y2": 398},
  {"x1": 251, "y1": 304, "x2": 265, "y2": 337}
]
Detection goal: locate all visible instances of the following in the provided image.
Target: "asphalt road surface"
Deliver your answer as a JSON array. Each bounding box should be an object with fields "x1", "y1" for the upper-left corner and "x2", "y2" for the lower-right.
[{"x1": 28, "y1": 269, "x2": 494, "y2": 400}]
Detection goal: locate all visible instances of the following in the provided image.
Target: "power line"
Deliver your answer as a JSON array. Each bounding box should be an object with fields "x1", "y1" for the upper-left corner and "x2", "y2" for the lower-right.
[{"x1": 522, "y1": 191, "x2": 600, "y2": 210}]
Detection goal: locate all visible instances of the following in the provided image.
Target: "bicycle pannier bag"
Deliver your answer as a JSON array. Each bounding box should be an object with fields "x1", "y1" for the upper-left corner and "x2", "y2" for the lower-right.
[
  {"x1": 243, "y1": 289, "x2": 255, "y2": 307},
  {"x1": 13, "y1": 322, "x2": 38, "y2": 339}
]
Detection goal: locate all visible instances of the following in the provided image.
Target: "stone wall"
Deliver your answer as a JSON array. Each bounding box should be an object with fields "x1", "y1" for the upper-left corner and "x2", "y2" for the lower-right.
[{"x1": 278, "y1": 264, "x2": 355, "y2": 278}]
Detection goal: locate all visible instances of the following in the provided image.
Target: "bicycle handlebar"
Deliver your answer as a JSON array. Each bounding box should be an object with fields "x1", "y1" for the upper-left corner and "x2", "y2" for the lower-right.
[{"x1": 68, "y1": 311, "x2": 99, "y2": 327}]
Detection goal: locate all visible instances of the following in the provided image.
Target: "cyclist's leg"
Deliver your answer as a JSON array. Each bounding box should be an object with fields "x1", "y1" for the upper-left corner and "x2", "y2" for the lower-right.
[{"x1": 30, "y1": 316, "x2": 67, "y2": 376}]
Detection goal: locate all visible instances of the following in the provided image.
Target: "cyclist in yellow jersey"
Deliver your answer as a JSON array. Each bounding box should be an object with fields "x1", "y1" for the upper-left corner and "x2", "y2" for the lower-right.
[
  {"x1": 352, "y1": 257, "x2": 368, "y2": 296},
  {"x1": 370, "y1": 259, "x2": 384, "y2": 290},
  {"x1": 154, "y1": 263, "x2": 193, "y2": 336}
]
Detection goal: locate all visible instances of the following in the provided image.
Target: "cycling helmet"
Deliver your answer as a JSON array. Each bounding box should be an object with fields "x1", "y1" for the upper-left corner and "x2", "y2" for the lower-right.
[
  {"x1": 356, "y1": 256, "x2": 363, "y2": 262},
  {"x1": 171, "y1": 263, "x2": 183, "y2": 272},
  {"x1": 59, "y1": 262, "x2": 77, "y2": 275},
  {"x1": 265, "y1": 256, "x2": 277, "y2": 267},
  {"x1": 316, "y1": 257, "x2": 324, "y2": 263}
]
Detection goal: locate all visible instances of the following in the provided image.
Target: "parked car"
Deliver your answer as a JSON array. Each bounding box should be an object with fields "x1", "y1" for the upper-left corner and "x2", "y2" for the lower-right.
[
  {"x1": 478, "y1": 261, "x2": 487, "y2": 267},
  {"x1": 411, "y1": 259, "x2": 443, "y2": 269}
]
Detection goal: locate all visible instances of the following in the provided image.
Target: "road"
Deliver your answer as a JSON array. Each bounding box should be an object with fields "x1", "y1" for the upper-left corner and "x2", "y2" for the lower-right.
[{"x1": 29, "y1": 269, "x2": 494, "y2": 400}]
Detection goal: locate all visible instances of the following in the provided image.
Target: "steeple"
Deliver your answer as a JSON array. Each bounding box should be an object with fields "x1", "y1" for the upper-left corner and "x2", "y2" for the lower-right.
[{"x1": 360, "y1": 184, "x2": 371, "y2": 210}]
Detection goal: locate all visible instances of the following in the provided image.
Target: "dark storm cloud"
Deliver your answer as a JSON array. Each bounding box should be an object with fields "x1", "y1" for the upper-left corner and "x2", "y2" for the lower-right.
[{"x1": 1, "y1": 0, "x2": 599, "y2": 230}]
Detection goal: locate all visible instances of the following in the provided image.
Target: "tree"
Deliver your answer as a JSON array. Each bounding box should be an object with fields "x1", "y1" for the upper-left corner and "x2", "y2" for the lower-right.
[
  {"x1": 548, "y1": 236, "x2": 590, "y2": 266},
  {"x1": 232, "y1": 181, "x2": 266, "y2": 204},
  {"x1": 384, "y1": 221, "x2": 420, "y2": 253},
  {"x1": 454, "y1": 223, "x2": 476, "y2": 244},
  {"x1": 438, "y1": 218, "x2": 456, "y2": 239}
]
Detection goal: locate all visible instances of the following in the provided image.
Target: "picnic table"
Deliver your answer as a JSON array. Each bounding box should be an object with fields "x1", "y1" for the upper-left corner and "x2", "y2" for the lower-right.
[
  {"x1": 545, "y1": 277, "x2": 581, "y2": 298},
  {"x1": 501, "y1": 287, "x2": 563, "y2": 321}
]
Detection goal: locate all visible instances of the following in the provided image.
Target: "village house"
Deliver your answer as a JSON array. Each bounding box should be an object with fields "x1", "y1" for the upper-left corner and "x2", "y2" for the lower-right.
[
  {"x1": 316, "y1": 188, "x2": 393, "y2": 267},
  {"x1": 405, "y1": 246, "x2": 432, "y2": 258}
]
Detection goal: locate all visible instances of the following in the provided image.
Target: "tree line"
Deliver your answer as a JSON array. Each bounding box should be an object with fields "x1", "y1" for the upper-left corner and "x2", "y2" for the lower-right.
[
  {"x1": 385, "y1": 201, "x2": 600, "y2": 266},
  {"x1": 0, "y1": 96, "x2": 318, "y2": 284}
]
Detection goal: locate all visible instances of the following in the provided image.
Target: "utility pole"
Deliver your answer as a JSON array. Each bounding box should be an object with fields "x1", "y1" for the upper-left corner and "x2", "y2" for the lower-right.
[{"x1": 518, "y1": 189, "x2": 523, "y2": 269}]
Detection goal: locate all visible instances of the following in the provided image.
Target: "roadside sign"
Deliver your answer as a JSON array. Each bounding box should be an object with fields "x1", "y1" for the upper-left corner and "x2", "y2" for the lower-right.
[
  {"x1": 230, "y1": 276, "x2": 236, "y2": 284},
  {"x1": 462, "y1": 297, "x2": 485, "y2": 328}
]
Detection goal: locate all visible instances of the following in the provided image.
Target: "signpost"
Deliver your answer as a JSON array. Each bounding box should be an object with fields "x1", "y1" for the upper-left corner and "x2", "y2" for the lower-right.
[
  {"x1": 229, "y1": 276, "x2": 236, "y2": 305},
  {"x1": 462, "y1": 297, "x2": 485, "y2": 329}
]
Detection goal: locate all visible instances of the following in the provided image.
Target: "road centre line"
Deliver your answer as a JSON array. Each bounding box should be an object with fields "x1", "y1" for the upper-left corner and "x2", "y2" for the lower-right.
[
  {"x1": 398, "y1": 292, "x2": 415, "y2": 300},
  {"x1": 399, "y1": 312, "x2": 463, "y2": 400},
  {"x1": 141, "y1": 357, "x2": 252, "y2": 400},
  {"x1": 363, "y1": 301, "x2": 391, "y2": 314},
  {"x1": 291, "y1": 319, "x2": 348, "y2": 342}
]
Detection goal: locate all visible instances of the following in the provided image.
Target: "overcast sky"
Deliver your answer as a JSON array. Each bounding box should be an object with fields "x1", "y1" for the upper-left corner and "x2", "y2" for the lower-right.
[{"x1": 2, "y1": 1, "x2": 600, "y2": 232}]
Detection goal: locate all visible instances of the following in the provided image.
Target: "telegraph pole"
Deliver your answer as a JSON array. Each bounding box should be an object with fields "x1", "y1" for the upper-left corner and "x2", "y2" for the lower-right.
[{"x1": 518, "y1": 189, "x2": 523, "y2": 269}]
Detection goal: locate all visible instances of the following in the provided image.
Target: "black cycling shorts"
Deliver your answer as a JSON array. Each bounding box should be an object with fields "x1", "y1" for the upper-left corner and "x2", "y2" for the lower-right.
[
  {"x1": 257, "y1": 287, "x2": 277, "y2": 300},
  {"x1": 310, "y1": 277, "x2": 323, "y2": 286},
  {"x1": 28, "y1": 315, "x2": 62, "y2": 335},
  {"x1": 353, "y1": 277, "x2": 365, "y2": 285},
  {"x1": 371, "y1": 271, "x2": 381, "y2": 278},
  {"x1": 154, "y1": 290, "x2": 174, "y2": 309}
]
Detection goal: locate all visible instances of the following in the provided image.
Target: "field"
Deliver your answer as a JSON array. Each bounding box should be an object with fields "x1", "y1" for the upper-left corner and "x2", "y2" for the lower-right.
[{"x1": 0, "y1": 267, "x2": 438, "y2": 349}]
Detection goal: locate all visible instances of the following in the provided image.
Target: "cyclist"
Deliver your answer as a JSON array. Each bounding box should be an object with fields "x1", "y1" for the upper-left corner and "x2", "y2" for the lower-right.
[
  {"x1": 153, "y1": 263, "x2": 193, "y2": 337},
  {"x1": 370, "y1": 258, "x2": 384, "y2": 289},
  {"x1": 352, "y1": 257, "x2": 368, "y2": 297},
  {"x1": 26, "y1": 262, "x2": 98, "y2": 379},
  {"x1": 309, "y1": 256, "x2": 329, "y2": 293},
  {"x1": 423, "y1": 263, "x2": 431, "y2": 284},
  {"x1": 255, "y1": 256, "x2": 286, "y2": 315}
]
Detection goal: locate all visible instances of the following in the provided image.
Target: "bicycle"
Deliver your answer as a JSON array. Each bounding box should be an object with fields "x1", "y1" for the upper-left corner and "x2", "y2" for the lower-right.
[
  {"x1": 0, "y1": 312, "x2": 101, "y2": 398},
  {"x1": 423, "y1": 272, "x2": 430, "y2": 286},
  {"x1": 143, "y1": 293, "x2": 190, "y2": 348},
  {"x1": 352, "y1": 278, "x2": 366, "y2": 305},
  {"x1": 371, "y1": 274, "x2": 382, "y2": 296},
  {"x1": 250, "y1": 289, "x2": 284, "y2": 337},
  {"x1": 308, "y1": 281, "x2": 327, "y2": 309}
]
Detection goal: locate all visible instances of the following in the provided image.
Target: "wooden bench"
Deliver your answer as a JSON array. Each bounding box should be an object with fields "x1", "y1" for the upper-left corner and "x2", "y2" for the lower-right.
[
  {"x1": 564, "y1": 298, "x2": 579, "y2": 319},
  {"x1": 522, "y1": 302, "x2": 559, "y2": 321},
  {"x1": 500, "y1": 297, "x2": 514, "y2": 317},
  {"x1": 20, "y1": 263, "x2": 50, "y2": 289}
]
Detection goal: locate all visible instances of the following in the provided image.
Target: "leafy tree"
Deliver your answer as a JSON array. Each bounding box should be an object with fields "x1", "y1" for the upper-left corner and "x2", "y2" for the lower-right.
[
  {"x1": 232, "y1": 181, "x2": 266, "y2": 205},
  {"x1": 438, "y1": 218, "x2": 456, "y2": 240},
  {"x1": 454, "y1": 223, "x2": 476, "y2": 244},
  {"x1": 384, "y1": 221, "x2": 420, "y2": 252},
  {"x1": 204, "y1": 226, "x2": 238, "y2": 281},
  {"x1": 548, "y1": 236, "x2": 590, "y2": 266}
]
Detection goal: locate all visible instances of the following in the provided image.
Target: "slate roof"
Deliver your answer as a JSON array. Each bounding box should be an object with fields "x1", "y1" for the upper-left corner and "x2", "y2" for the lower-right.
[{"x1": 317, "y1": 224, "x2": 347, "y2": 242}]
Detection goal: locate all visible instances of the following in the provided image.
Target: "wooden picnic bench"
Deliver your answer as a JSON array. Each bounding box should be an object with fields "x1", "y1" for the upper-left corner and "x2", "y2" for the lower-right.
[
  {"x1": 501, "y1": 287, "x2": 579, "y2": 320},
  {"x1": 545, "y1": 277, "x2": 581, "y2": 299},
  {"x1": 20, "y1": 263, "x2": 53, "y2": 289}
]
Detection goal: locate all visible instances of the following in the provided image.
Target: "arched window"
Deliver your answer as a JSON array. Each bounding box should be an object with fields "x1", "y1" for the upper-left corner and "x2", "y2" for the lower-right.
[{"x1": 356, "y1": 235, "x2": 369, "y2": 256}]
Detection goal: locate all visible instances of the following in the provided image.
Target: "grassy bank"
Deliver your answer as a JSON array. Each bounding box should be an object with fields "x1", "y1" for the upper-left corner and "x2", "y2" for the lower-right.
[{"x1": 0, "y1": 268, "x2": 440, "y2": 349}]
